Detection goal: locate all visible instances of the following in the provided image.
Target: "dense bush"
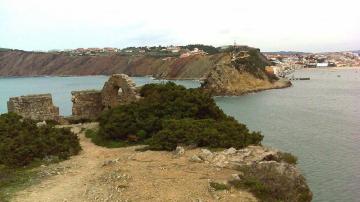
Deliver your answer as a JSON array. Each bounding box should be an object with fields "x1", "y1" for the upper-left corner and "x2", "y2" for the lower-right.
[
  {"x1": 148, "y1": 118, "x2": 262, "y2": 150},
  {"x1": 0, "y1": 113, "x2": 81, "y2": 167},
  {"x1": 98, "y1": 82, "x2": 263, "y2": 150}
]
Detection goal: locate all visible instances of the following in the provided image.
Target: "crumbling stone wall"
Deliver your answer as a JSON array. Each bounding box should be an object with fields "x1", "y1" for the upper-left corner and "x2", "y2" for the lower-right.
[
  {"x1": 71, "y1": 74, "x2": 139, "y2": 119},
  {"x1": 71, "y1": 90, "x2": 103, "y2": 120},
  {"x1": 7, "y1": 94, "x2": 60, "y2": 121},
  {"x1": 101, "y1": 74, "x2": 138, "y2": 109}
]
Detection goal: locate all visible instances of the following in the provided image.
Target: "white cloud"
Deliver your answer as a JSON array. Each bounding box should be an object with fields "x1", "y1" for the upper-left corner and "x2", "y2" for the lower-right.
[{"x1": 0, "y1": 0, "x2": 359, "y2": 52}]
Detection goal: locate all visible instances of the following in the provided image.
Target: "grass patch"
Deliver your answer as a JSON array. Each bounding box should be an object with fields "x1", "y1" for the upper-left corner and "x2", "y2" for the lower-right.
[
  {"x1": 209, "y1": 182, "x2": 230, "y2": 191},
  {"x1": 278, "y1": 152, "x2": 298, "y2": 165},
  {"x1": 0, "y1": 165, "x2": 40, "y2": 201},
  {"x1": 85, "y1": 129, "x2": 140, "y2": 148}
]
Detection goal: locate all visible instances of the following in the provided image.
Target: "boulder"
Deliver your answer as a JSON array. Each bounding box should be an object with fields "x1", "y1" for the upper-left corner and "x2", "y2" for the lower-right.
[
  {"x1": 189, "y1": 155, "x2": 203, "y2": 163},
  {"x1": 198, "y1": 149, "x2": 214, "y2": 161},
  {"x1": 174, "y1": 146, "x2": 185, "y2": 156}
]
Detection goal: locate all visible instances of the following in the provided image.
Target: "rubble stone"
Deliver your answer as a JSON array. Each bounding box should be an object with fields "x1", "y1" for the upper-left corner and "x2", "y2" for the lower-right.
[
  {"x1": 174, "y1": 146, "x2": 185, "y2": 156},
  {"x1": 189, "y1": 155, "x2": 203, "y2": 163}
]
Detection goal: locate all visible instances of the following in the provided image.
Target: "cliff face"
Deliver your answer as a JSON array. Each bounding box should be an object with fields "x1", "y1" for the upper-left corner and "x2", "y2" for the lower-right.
[
  {"x1": 0, "y1": 48, "x2": 266, "y2": 79},
  {"x1": 0, "y1": 50, "x2": 220, "y2": 79}
]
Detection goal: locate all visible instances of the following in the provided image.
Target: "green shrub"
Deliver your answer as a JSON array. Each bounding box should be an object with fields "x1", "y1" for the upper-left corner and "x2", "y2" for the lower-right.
[
  {"x1": 97, "y1": 82, "x2": 263, "y2": 150},
  {"x1": 148, "y1": 118, "x2": 262, "y2": 151},
  {"x1": 209, "y1": 182, "x2": 230, "y2": 191},
  {"x1": 229, "y1": 165, "x2": 312, "y2": 202},
  {"x1": 85, "y1": 129, "x2": 135, "y2": 148},
  {"x1": 0, "y1": 113, "x2": 81, "y2": 167}
]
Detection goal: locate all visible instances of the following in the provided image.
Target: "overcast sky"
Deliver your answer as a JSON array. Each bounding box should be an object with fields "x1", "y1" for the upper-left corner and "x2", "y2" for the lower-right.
[{"x1": 1, "y1": 0, "x2": 359, "y2": 52}]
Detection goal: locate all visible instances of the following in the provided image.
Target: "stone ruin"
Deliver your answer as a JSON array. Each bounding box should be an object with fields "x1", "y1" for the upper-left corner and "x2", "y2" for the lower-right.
[
  {"x1": 101, "y1": 74, "x2": 138, "y2": 109},
  {"x1": 7, "y1": 94, "x2": 60, "y2": 121},
  {"x1": 71, "y1": 90, "x2": 103, "y2": 120},
  {"x1": 71, "y1": 74, "x2": 139, "y2": 120},
  {"x1": 6, "y1": 74, "x2": 139, "y2": 122}
]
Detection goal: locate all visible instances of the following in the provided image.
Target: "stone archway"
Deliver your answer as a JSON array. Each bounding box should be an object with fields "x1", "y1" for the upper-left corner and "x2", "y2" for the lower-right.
[{"x1": 101, "y1": 74, "x2": 138, "y2": 109}]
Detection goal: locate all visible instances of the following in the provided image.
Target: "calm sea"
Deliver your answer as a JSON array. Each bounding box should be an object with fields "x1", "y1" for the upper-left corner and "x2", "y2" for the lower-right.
[{"x1": 0, "y1": 68, "x2": 359, "y2": 202}]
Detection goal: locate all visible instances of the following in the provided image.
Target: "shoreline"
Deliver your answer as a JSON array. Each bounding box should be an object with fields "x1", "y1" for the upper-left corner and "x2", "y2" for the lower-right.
[
  {"x1": 328, "y1": 66, "x2": 360, "y2": 70},
  {"x1": 302, "y1": 66, "x2": 360, "y2": 71},
  {"x1": 207, "y1": 78, "x2": 292, "y2": 96}
]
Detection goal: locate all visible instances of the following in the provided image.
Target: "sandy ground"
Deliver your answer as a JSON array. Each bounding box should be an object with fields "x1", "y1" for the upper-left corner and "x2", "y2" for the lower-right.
[{"x1": 11, "y1": 123, "x2": 256, "y2": 202}]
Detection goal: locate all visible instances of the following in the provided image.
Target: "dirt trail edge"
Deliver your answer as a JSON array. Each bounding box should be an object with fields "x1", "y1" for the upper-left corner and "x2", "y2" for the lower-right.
[{"x1": 12, "y1": 123, "x2": 256, "y2": 202}]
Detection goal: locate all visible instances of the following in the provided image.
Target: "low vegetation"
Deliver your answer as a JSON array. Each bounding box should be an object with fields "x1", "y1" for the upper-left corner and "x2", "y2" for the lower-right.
[
  {"x1": 97, "y1": 82, "x2": 263, "y2": 150},
  {"x1": 209, "y1": 181, "x2": 230, "y2": 191},
  {"x1": 0, "y1": 113, "x2": 81, "y2": 167},
  {"x1": 0, "y1": 113, "x2": 81, "y2": 201},
  {"x1": 229, "y1": 165, "x2": 312, "y2": 202},
  {"x1": 0, "y1": 165, "x2": 39, "y2": 201},
  {"x1": 278, "y1": 152, "x2": 298, "y2": 165},
  {"x1": 85, "y1": 129, "x2": 137, "y2": 148}
]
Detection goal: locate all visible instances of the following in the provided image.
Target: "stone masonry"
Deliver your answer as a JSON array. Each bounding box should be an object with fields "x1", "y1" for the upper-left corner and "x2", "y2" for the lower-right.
[
  {"x1": 101, "y1": 74, "x2": 138, "y2": 109},
  {"x1": 6, "y1": 74, "x2": 139, "y2": 121},
  {"x1": 71, "y1": 90, "x2": 103, "y2": 120},
  {"x1": 7, "y1": 94, "x2": 60, "y2": 121},
  {"x1": 71, "y1": 74, "x2": 139, "y2": 119}
]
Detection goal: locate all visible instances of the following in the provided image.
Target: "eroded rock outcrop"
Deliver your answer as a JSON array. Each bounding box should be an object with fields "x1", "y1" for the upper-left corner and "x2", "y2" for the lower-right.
[
  {"x1": 190, "y1": 146, "x2": 313, "y2": 201},
  {"x1": 7, "y1": 94, "x2": 60, "y2": 121}
]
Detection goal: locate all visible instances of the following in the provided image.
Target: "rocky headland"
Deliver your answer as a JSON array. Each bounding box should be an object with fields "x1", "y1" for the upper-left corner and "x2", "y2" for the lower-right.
[{"x1": 201, "y1": 47, "x2": 291, "y2": 96}]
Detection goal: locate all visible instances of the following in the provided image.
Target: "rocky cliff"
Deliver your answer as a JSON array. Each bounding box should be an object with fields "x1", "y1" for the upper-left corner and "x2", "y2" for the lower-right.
[{"x1": 0, "y1": 47, "x2": 269, "y2": 79}]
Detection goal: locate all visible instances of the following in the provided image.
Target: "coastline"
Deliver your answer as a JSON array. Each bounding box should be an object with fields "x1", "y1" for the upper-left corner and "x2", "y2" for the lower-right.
[
  {"x1": 329, "y1": 66, "x2": 360, "y2": 70},
  {"x1": 205, "y1": 78, "x2": 292, "y2": 96}
]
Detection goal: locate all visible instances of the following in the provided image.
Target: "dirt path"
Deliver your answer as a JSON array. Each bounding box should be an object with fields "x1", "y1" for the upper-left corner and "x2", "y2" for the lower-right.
[{"x1": 12, "y1": 123, "x2": 256, "y2": 202}]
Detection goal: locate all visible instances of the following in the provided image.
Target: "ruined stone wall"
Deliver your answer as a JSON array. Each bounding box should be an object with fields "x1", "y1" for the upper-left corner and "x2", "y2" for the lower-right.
[
  {"x1": 5, "y1": 74, "x2": 139, "y2": 121},
  {"x1": 71, "y1": 90, "x2": 103, "y2": 120},
  {"x1": 101, "y1": 74, "x2": 138, "y2": 109},
  {"x1": 7, "y1": 94, "x2": 60, "y2": 121},
  {"x1": 71, "y1": 74, "x2": 139, "y2": 119}
]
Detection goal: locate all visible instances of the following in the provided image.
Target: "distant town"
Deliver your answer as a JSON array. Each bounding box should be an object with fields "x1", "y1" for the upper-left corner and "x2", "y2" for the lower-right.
[
  {"x1": 263, "y1": 50, "x2": 360, "y2": 77},
  {"x1": 47, "y1": 45, "x2": 211, "y2": 59},
  {"x1": 47, "y1": 46, "x2": 360, "y2": 68}
]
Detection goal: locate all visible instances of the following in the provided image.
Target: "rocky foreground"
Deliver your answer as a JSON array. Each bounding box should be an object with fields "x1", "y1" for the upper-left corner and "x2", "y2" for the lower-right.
[{"x1": 11, "y1": 123, "x2": 311, "y2": 202}]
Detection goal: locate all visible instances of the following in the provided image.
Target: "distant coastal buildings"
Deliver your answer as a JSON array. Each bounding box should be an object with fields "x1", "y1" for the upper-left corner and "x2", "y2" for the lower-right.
[
  {"x1": 47, "y1": 45, "x2": 211, "y2": 58},
  {"x1": 264, "y1": 51, "x2": 360, "y2": 72}
]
